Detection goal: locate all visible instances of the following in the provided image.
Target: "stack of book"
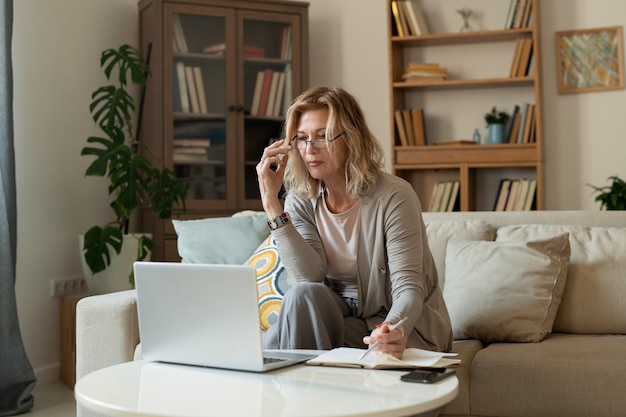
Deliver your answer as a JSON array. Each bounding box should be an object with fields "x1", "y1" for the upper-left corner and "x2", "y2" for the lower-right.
[
  {"x1": 390, "y1": 0, "x2": 429, "y2": 37},
  {"x1": 173, "y1": 138, "x2": 211, "y2": 164},
  {"x1": 505, "y1": 103, "x2": 536, "y2": 144},
  {"x1": 402, "y1": 63, "x2": 447, "y2": 84},
  {"x1": 505, "y1": 0, "x2": 533, "y2": 29},
  {"x1": 493, "y1": 178, "x2": 537, "y2": 211},
  {"x1": 510, "y1": 37, "x2": 534, "y2": 78},
  {"x1": 174, "y1": 63, "x2": 207, "y2": 114},
  {"x1": 201, "y1": 43, "x2": 265, "y2": 58},
  {"x1": 250, "y1": 69, "x2": 288, "y2": 117},
  {"x1": 394, "y1": 108, "x2": 427, "y2": 146},
  {"x1": 428, "y1": 180, "x2": 460, "y2": 212}
]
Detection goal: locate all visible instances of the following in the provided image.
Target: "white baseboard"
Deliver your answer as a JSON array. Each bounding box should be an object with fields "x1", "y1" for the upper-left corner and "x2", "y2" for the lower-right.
[{"x1": 34, "y1": 362, "x2": 60, "y2": 386}]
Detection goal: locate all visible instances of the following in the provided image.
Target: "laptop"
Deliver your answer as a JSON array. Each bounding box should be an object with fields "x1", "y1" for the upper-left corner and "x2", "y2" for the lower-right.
[{"x1": 133, "y1": 261, "x2": 316, "y2": 372}]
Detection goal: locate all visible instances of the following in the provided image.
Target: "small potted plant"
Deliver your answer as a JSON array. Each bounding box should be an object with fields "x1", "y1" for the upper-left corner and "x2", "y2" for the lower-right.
[
  {"x1": 484, "y1": 106, "x2": 510, "y2": 144},
  {"x1": 587, "y1": 175, "x2": 626, "y2": 210},
  {"x1": 80, "y1": 44, "x2": 187, "y2": 293}
]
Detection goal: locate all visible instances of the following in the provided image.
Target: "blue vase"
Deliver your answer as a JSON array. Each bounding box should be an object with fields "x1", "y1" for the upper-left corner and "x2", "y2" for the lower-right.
[{"x1": 487, "y1": 124, "x2": 505, "y2": 144}]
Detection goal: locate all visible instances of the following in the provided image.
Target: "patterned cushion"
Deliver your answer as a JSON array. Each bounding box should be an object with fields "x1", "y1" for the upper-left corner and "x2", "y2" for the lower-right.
[{"x1": 244, "y1": 236, "x2": 295, "y2": 330}]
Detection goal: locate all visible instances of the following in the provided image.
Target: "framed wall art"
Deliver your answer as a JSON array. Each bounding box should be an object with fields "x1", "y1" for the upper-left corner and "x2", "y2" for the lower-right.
[{"x1": 555, "y1": 26, "x2": 624, "y2": 94}]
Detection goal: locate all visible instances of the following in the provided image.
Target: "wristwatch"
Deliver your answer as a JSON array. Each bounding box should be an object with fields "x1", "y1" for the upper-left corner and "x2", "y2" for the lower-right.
[{"x1": 267, "y1": 212, "x2": 290, "y2": 232}]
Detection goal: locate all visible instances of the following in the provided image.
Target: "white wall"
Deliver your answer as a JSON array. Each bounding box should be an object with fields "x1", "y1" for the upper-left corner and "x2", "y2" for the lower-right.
[{"x1": 12, "y1": 0, "x2": 626, "y2": 384}]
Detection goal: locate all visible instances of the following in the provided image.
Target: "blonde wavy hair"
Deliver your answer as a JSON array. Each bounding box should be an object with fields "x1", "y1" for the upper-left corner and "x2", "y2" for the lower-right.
[{"x1": 283, "y1": 86, "x2": 385, "y2": 199}]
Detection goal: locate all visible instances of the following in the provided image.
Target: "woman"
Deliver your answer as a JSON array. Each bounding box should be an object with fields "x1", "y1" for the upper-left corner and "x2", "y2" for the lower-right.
[{"x1": 256, "y1": 86, "x2": 452, "y2": 358}]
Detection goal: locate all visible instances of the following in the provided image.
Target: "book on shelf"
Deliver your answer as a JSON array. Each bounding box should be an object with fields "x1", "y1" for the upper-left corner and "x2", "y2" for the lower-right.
[
  {"x1": 523, "y1": 179, "x2": 537, "y2": 210},
  {"x1": 390, "y1": 1, "x2": 405, "y2": 37},
  {"x1": 395, "y1": 0, "x2": 411, "y2": 37},
  {"x1": 244, "y1": 44, "x2": 265, "y2": 58},
  {"x1": 192, "y1": 67, "x2": 208, "y2": 114},
  {"x1": 446, "y1": 180, "x2": 460, "y2": 212},
  {"x1": 175, "y1": 62, "x2": 190, "y2": 113},
  {"x1": 202, "y1": 42, "x2": 226, "y2": 55},
  {"x1": 306, "y1": 347, "x2": 459, "y2": 370},
  {"x1": 493, "y1": 179, "x2": 512, "y2": 211},
  {"x1": 250, "y1": 71, "x2": 265, "y2": 116},
  {"x1": 505, "y1": 105, "x2": 520, "y2": 142},
  {"x1": 404, "y1": 0, "x2": 429, "y2": 35},
  {"x1": 438, "y1": 181, "x2": 453, "y2": 212},
  {"x1": 509, "y1": 38, "x2": 523, "y2": 78},
  {"x1": 401, "y1": 110, "x2": 416, "y2": 146},
  {"x1": 272, "y1": 71, "x2": 287, "y2": 117},
  {"x1": 173, "y1": 14, "x2": 188, "y2": 53},
  {"x1": 504, "y1": 0, "x2": 517, "y2": 29},
  {"x1": 184, "y1": 66, "x2": 201, "y2": 114},
  {"x1": 505, "y1": 0, "x2": 530, "y2": 30},
  {"x1": 411, "y1": 108, "x2": 426, "y2": 146},
  {"x1": 504, "y1": 179, "x2": 521, "y2": 211},
  {"x1": 399, "y1": 0, "x2": 419, "y2": 36},
  {"x1": 280, "y1": 26, "x2": 292, "y2": 60},
  {"x1": 428, "y1": 181, "x2": 450, "y2": 212},
  {"x1": 508, "y1": 112, "x2": 522, "y2": 143},
  {"x1": 173, "y1": 138, "x2": 211, "y2": 148},
  {"x1": 522, "y1": 104, "x2": 535, "y2": 143},
  {"x1": 516, "y1": 38, "x2": 533, "y2": 77},
  {"x1": 516, "y1": 103, "x2": 530, "y2": 144},
  {"x1": 394, "y1": 110, "x2": 409, "y2": 147},
  {"x1": 513, "y1": 178, "x2": 530, "y2": 211},
  {"x1": 265, "y1": 71, "x2": 280, "y2": 118},
  {"x1": 257, "y1": 69, "x2": 274, "y2": 116},
  {"x1": 403, "y1": 63, "x2": 447, "y2": 84}
]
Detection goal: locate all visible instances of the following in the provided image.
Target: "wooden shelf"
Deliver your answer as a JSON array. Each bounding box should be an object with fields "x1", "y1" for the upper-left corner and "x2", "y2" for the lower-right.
[{"x1": 387, "y1": 0, "x2": 544, "y2": 212}]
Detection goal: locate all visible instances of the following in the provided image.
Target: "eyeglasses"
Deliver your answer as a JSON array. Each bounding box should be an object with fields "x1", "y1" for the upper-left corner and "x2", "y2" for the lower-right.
[{"x1": 290, "y1": 131, "x2": 345, "y2": 150}]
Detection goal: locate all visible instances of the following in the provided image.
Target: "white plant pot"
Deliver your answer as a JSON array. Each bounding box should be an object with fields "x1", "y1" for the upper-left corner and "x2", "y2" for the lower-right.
[{"x1": 79, "y1": 233, "x2": 152, "y2": 295}]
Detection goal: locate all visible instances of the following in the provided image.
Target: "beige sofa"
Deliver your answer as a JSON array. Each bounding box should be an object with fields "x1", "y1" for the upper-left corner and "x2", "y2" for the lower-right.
[{"x1": 76, "y1": 210, "x2": 626, "y2": 417}]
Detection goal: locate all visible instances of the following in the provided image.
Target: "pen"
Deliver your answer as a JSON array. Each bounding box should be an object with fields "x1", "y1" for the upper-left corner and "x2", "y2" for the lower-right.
[{"x1": 358, "y1": 316, "x2": 408, "y2": 360}]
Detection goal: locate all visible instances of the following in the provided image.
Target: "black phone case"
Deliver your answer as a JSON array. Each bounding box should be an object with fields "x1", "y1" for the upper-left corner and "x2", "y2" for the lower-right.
[{"x1": 400, "y1": 368, "x2": 456, "y2": 384}]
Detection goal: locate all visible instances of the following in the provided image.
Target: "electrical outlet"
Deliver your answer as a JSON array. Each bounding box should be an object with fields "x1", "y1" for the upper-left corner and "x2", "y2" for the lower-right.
[{"x1": 50, "y1": 277, "x2": 87, "y2": 297}]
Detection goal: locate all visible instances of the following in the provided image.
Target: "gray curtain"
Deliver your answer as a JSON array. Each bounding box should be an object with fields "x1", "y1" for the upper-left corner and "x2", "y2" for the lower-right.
[{"x1": 0, "y1": 0, "x2": 37, "y2": 414}]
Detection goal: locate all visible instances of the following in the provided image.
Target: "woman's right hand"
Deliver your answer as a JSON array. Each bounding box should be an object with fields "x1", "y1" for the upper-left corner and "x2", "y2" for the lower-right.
[{"x1": 256, "y1": 139, "x2": 292, "y2": 217}]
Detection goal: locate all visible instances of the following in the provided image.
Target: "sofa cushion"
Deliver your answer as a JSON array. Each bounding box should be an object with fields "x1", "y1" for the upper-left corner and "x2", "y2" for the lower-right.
[
  {"x1": 470, "y1": 333, "x2": 626, "y2": 417},
  {"x1": 443, "y1": 233, "x2": 571, "y2": 343},
  {"x1": 244, "y1": 236, "x2": 296, "y2": 330},
  {"x1": 425, "y1": 220, "x2": 496, "y2": 288},
  {"x1": 172, "y1": 214, "x2": 268, "y2": 264},
  {"x1": 496, "y1": 224, "x2": 626, "y2": 334}
]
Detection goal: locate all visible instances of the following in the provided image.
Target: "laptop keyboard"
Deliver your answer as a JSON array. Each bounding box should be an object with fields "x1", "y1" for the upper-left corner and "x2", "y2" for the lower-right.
[{"x1": 263, "y1": 356, "x2": 287, "y2": 364}]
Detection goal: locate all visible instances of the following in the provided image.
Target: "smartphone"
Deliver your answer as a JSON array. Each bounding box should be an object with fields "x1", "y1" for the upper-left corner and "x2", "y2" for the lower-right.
[{"x1": 400, "y1": 368, "x2": 456, "y2": 384}]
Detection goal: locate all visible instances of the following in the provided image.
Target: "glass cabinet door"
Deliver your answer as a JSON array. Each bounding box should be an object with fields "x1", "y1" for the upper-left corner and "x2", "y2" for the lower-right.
[
  {"x1": 239, "y1": 11, "x2": 302, "y2": 206},
  {"x1": 166, "y1": 6, "x2": 236, "y2": 209},
  {"x1": 163, "y1": 6, "x2": 302, "y2": 210}
]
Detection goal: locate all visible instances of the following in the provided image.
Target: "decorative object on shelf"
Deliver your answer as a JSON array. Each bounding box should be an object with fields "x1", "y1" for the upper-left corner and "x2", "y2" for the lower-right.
[
  {"x1": 587, "y1": 175, "x2": 626, "y2": 210},
  {"x1": 456, "y1": 8, "x2": 473, "y2": 33},
  {"x1": 80, "y1": 44, "x2": 188, "y2": 291},
  {"x1": 472, "y1": 128, "x2": 481, "y2": 144},
  {"x1": 555, "y1": 26, "x2": 625, "y2": 94},
  {"x1": 484, "y1": 106, "x2": 510, "y2": 144}
]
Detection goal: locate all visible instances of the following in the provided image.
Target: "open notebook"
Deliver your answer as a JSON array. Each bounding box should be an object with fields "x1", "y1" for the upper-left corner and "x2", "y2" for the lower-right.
[{"x1": 306, "y1": 347, "x2": 460, "y2": 370}]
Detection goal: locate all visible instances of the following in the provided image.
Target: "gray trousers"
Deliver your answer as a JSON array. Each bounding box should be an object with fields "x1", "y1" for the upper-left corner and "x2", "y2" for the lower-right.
[{"x1": 264, "y1": 282, "x2": 369, "y2": 350}]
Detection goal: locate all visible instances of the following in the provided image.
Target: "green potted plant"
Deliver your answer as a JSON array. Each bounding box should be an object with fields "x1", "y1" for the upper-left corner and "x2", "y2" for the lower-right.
[
  {"x1": 484, "y1": 106, "x2": 510, "y2": 144},
  {"x1": 80, "y1": 44, "x2": 187, "y2": 293},
  {"x1": 587, "y1": 175, "x2": 626, "y2": 210}
]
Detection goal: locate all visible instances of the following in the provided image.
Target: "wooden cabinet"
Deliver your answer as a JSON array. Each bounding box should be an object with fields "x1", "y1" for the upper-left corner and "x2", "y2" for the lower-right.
[
  {"x1": 387, "y1": 0, "x2": 544, "y2": 212},
  {"x1": 138, "y1": 0, "x2": 309, "y2": 260}
]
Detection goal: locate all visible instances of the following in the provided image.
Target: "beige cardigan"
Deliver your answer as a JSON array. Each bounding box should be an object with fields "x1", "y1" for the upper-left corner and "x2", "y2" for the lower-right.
[{"x1": 271, "y1": 171, "x2": 453, "y2": 352}]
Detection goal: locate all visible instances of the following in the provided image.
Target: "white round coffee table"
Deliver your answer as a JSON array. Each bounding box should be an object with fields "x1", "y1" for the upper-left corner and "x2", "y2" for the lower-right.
[{"x1": 75, "y1": 359, "x2": 458, "y2": 417}]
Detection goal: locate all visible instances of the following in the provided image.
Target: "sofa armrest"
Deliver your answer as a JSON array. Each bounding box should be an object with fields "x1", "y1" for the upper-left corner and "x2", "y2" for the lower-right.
[{"x1": 75, "y1": 290, "x2": 139, "y2": 382}]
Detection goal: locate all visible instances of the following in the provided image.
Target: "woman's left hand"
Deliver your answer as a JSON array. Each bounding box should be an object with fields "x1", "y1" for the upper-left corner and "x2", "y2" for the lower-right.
[{"x1": 363, "y1": 323, "x2": 408, "y2": 359}]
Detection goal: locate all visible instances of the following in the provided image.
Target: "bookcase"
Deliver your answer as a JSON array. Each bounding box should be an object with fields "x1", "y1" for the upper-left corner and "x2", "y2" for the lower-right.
[
  {"x1": 387, "y1": 0, "x2": 544, "y2": 212},
  {"x1": 138, "y1": 0, "x2": 309, "y2": 261}
]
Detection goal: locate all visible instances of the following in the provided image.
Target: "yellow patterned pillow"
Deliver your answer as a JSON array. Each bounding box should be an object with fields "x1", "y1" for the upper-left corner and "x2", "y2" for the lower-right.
[{"x1": 244, "y1": 236, "x2": 295, "y2": 330}]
